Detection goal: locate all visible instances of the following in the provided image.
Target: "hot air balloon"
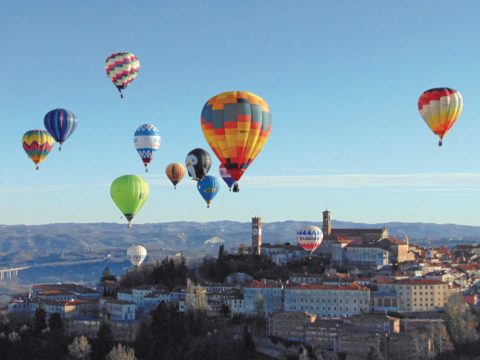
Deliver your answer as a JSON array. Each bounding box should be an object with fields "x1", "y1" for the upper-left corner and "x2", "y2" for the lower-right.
[
  {"x1": 219, "y1": 164, "x2": 235, "y2": 191},
  {"x1": 166, "y1": 163, "x2": 186, "y2": 189},
  {"x1": 127, "y1": 245, "x2": 147, "y2": 267},
  {"x1": 418, "y1": 88, "x2": 463, "y2": 146},
  {"x1": 105, "y1": 52, "x2": 140, "y2": 98},
  {"x1": 43, "y1": 109, "x2": 77, "y2": 151},
  {"x1": 185, "y1": 148, "x2": 212, "y2": 180},
  {"x1": 197, "y1": 175, "x2": 220, "y2": 208},
  {"x1": 134, "y1": 123, "x2": 161, "y2": 172},
  {"x1": 22, "y1": 130, "x2": 54, "y2": 170},
  {"x1": 201, "y1": 91, "x2": 272, "y2": 192},
  {"x1": 110, "y1": 175, "x2": 149, "y2": 227},
  {"x1": 296, "y1": 226, "x2": 323, "y2": 256}
]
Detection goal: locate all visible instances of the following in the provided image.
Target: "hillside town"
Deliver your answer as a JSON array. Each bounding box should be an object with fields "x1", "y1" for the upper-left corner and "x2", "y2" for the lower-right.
[{"x1": 4, "y1": 213, "x2": 480, "y2": 359}]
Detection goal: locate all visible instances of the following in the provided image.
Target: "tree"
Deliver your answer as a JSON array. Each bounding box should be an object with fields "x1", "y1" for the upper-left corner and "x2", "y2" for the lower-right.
[
  {"x1": 92, "y1": 321, "x2": 113, "y2": 360},
  {"x1": 242, "y1": 325, "x2": 255, "y2": 358},
  {"x1": 69, "y1": 336, "x2": 92, "y2": 360},
  {"x1": 48, "y1": 312, "x2": 63, "y2": 332},
  {"x1": 218, "y1": 244, "x2": 225, "y2": 260},
  {"x1": 133, "y1": 319, "x2": 153, "y2": 360},
  {"x1": 101, "y1": 267, "x2": 117, "y2": 282},
  {"x1": 253, "y1": 294, "x2": 266, "y2": 332},
  {"x1": 366, "y1": 345, "x2": 384, "y2": 360},
  {"x1": 34, "y1": 308, "x2": 47, "y2": 334},
  {"x1": 106, "y1": 343, "x2": 136, "y2": 360},
  {"x1": 444, "y1": 294, "x2": 479, "y2": 346},
  {"x1": 254, "y1": 294, "x2": 265, "y2": 317}
]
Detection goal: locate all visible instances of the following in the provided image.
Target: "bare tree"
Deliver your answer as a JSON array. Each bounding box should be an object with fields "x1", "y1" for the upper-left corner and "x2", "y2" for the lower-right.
[
  {"x1": 444, "y1": 294, "x2": 479, "y2": 345},
  {"x1": 106, "y1": 343, "x2": 136, "y2": 360},
  {"x1": 68, "y1": 335, "x2": 92, "y2": 360}
]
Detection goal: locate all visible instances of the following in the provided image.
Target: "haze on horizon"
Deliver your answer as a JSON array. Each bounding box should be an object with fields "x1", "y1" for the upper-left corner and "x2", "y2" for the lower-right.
[{"x1": 2, "y1": 1, "x2": 480, "y2": 226}]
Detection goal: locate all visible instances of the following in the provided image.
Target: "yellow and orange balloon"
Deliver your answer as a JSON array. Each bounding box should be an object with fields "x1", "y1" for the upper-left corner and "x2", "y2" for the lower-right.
[
  {"x1": 418, "y1": 88, "x2": 463, "y2": 146},
  {"x1": 200, "y1": 91, "x2": 272, "y2": 192}
]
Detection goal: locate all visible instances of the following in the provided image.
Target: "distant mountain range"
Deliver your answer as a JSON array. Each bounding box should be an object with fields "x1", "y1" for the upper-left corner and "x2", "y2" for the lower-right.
[
  {"x1": 1, "y1": 220, "x2": 480, "y2": 260},
  {"x1": 0, "y1": 220, "x2": 479, "y2": 287}
]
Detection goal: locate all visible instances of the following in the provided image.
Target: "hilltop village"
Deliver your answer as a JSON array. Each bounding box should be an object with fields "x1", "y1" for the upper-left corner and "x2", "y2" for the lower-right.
[{"x1": 3, "y1": 212, "x2": 480, "y2": 359}]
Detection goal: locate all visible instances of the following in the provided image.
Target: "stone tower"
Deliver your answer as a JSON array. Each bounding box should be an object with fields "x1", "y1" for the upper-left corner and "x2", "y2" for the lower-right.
[
  {"x1": 252, "y1": 217, "x2": 262, "y2": 255},
  {"x1": 322, "y1": 210, "x2": 332, "y2": 236}
]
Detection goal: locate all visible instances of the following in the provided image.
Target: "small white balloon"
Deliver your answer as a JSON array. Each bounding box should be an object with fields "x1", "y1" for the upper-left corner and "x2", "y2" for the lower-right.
[{"x1": 127, "y1": 245, "x2": 147, "y2": 267}]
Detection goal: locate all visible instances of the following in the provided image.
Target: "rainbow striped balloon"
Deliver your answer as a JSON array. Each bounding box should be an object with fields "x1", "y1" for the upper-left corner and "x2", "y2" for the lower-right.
[
  {"x1": 44, "y1": 108, "x2": 77, "y2": 150},
  {"x1": 105, "y1": 52, "x2": 140, "y2": 98},
  {"x1": 201, "y1": 91, "x2": 272, "y2": 192},
  {"x1": 22, "y1": 130, "x2": 54, "y2": 170}
]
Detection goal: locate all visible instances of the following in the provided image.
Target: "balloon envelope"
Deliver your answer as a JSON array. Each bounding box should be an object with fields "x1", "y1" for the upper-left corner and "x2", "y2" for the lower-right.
[
  {"x1": 44, "y1": 109, "x2": 77, "y2": 149},
  {"x1": 166, "y1": 163, "x2": 186, "y2": 188},
  {"x1": 219, "y1": 164, "x2": 235, "y2": 190},
  {"x1": 185, "y1": 148, "x2": 212, "y2": 180},
  {"x1": 127, "y1": 245, "x2": 147, "y2": 266},
  {"x1": 418, "y1": 88, "x2": 463, "y2": 146},
  {"x1": 105, "y1": 52, "x2": 140, "y2": 97},
  {"x1": 201, "y1": 91, "x2": 272, "y2": 184},
  {"x1": 197, "y1": 175, "x2": 220, "y2": 207},
  {"x1": 110, "y1": 175, "x2": 149, "y2": 226},
  {"x1": 296, "y1": 226, "x2": 323, "y2": 253},
  {"x1": 134, "y1": 123, "x2": 161, "y2": 171},
  {"x1": 22, "y1": 130, "x2": 54, "y2": 169}
]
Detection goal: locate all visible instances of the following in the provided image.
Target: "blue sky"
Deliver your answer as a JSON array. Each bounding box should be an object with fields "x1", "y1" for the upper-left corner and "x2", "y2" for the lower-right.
[{"x1": 2, "y1": 0, "x2": 480, "y2": 225}]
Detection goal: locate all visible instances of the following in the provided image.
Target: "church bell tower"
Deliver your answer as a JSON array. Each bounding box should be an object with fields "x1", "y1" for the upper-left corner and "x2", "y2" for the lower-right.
[
  {"x1": 322, "y1": 210, "x2": 332, "y2": 236},
  {"x1": 252, "y1": 217, "x2": 262, "y2": 255}
]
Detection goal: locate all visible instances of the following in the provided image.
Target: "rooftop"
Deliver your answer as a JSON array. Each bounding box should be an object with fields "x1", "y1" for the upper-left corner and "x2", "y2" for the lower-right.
[
  {"x1": 32, "y1": 284, "x2": 97, "y2": 294},
  {"x1": 249, "y1": 280, "x2": 283, "y2": 289},
  {"x1": 105, "y1": 299, "x2": 135, "y2": 305},
  {"x1": 330, "y1": 228, "x2": 384, "y2": 235},
  {"x1": 286, "y1": 283, "x2": 369, "y2": 291},
  {"x1": 377, "y1": 278, "x2": 446, "y2": 285}
]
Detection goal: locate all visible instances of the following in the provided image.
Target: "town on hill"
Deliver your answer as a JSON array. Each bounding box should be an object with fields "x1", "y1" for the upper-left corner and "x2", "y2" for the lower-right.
[{"x1": 2, "y1": 212, "x2": 480, "y2": 359}]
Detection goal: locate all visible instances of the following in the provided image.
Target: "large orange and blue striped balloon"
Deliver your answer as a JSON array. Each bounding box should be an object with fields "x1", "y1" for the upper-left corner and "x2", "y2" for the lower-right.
[
  {"x1": 201, "y1": 91, "x2": 272, "y2": 192},
  {"x1": 22, "y1": 130, "x2": 54, "y2": 170},
  {"x1": 105, "y1": 52, "x2": 140, "y2": 98},
  {"x1": 44, "y1": 108, "x2": 77, "y2": 150},
  {"x1": 418, "y1": 88, "x2": 463, "y2": 146}
]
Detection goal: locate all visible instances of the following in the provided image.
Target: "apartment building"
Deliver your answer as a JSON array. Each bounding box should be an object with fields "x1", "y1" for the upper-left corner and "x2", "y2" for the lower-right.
[
  {"x1": 284, "y1": 283, "x2": 370, "y2": 318},
  {"x1": 377, "y1": 279, "x2": 452, "y2": 312}
]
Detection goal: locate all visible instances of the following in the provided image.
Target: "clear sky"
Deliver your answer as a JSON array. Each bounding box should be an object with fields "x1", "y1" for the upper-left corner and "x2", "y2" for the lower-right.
[{"x1": 2, "y1": 0, "x2": 480, "y2": 226}]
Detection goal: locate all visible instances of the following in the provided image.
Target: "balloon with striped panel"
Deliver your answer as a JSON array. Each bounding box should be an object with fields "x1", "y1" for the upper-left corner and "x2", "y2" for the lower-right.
[
  {"x1": 22, "y1": 130, "x2": 54, "y2": 170},
  {"x1": 418, "y1": 88, "x2": 463, "y2": 146},
  {"x1": 133, "y1": 123, "x2": 161, "y2": 172},
  {"x1": 201, "y1": 91, "x2": 272, "y2": 192},
  {"x1": 219, "y1": 164, "x2": 235, "y2": 191},
  {"x1": 43, "y1": 108, "x2": 77, "y2": 150},
  {"x1": 105, "y1": 52, "x2": 140, "y2": 98},
  {"x1": 296, "y1": 226, "x2": 323, "y2": 254}
]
